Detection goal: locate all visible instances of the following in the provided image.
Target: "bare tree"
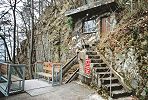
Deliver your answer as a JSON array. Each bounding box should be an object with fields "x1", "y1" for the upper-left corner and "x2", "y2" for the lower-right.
[
  {"x1": 0, "y1": 34, "x2": 12, "y2": 62},
  {"x1": 11, "y1": 0, "x2": 17, "y2": 63},
  {"x1": 28, "y1": 0, "x2": 35, "y2": 79}
]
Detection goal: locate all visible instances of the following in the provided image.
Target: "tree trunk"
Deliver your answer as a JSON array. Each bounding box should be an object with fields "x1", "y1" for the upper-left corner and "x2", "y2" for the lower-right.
[
  {"x1": 28, "y1": 0, "x2": 34, "y2": 79},
  {"x1": 0, "y1": 35, "x2": 12, "y2": 62},
  {"x1": 12, "y1": 0, "x2": 17, "y2": 64}
]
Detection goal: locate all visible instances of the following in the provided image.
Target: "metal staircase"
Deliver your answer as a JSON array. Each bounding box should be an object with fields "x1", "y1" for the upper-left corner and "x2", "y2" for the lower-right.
[{"x1": 86, "y1": 51, "x2": 132, "y2": 99}]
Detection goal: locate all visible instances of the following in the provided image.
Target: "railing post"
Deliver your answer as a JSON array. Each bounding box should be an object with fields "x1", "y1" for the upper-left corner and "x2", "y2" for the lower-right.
[
  {"x1": 110, "y1": 51, "x2": 113, "y2": 96},
  {"x1": 52, "y1": 63, "x2": 62, "y2": 86},
  {"x1": 7, "y1": 64, "x2": 11, "y2": 95},
  {"x1": 52, "y1": 64, "x2": 54, "y2": 86},
  {"x1": 22, "y1": 65, "x2": 25, "y2": 91},
  {"x1": 0, "y1": 65, "x2": 1, "y2": 81},
  {"x1": 60, "y1": 64, "x2": 62, "y2": 85},
  {"x1": 110, "y1": 69, "x2": 112, "y2": 96}
]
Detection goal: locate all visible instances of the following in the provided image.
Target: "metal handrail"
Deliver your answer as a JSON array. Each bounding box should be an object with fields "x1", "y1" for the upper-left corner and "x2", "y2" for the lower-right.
[
  {"x1": 0, "y1": 62, "x2": 26, "y2": 96},
  {"x1": 95, "y1": 52, "x2": 113, "y2": 97},
  {"x1": 97, "y1": 51, "x2": 132, "y2": 92},
  {"x1": 62, "y1": 54, "x2": 78, "y2": 76},
  {"x1": 65, "y1": 69, "x2": 79, "y2": 84},
  {"x1": 99, "y1": 67, "x2": 112, "y2": 96}
]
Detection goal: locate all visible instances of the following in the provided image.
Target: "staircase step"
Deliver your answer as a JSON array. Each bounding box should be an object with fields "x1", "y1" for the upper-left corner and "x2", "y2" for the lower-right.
[
  {"x1": 112, "y1": 90, "x2": 132, "y2": 99},
  {"x1": 86, "y1": 51, "x2": 97, "y2": 55},
  {"x1": 113, "y1": 96, "x2": 134, "y2": 100},
  {"x1": 94, "y1": 67, "x2": 109, "y2": 72},
  {"x1": 93, "y1": 63, "x2": 107, "y2": 67},
  {"x1": 101, "y1": 77, "x2": 119, "y2": 85},
  {"x1": 92, "y1": 44, "x2": 96, "y2": 46},
  {"x1": 82, "y1": 44, "x2": 90, "y2": 48},
  {"x1": 88, "y1": 55, "x2": 100, "y2": 59},
  {"x1": 104, "y1": 83, "x2": 123, "y2": 91},
  {"x1": 91, "y1": 59, "x2": 103, "y2": 63},
  {"x1": 97, "y1": 72, "x2": 114, "y2": 78}
]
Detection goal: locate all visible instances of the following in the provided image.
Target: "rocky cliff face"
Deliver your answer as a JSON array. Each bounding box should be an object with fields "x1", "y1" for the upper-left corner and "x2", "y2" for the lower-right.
[
  {"x1": 17, "y1": 0, "x2": 147, "y2": 98},
  {"x1": 98, "y1": 8, "x2": 148, "y2": 98},
  {"x1": 16, "y1": 0, "x2": 83, "y2": 79},
  {"x1": 35, "y1": 1, "x2": 75, "y2": 63}
]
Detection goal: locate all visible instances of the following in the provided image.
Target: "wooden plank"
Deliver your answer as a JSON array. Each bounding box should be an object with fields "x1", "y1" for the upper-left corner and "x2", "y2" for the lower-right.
[
  {"x1": 36, "y1": 62, "x2": 62, "y2": 81},
  {"x1": 43, "y1": 62, "x2": 52, "y2": 72},
  {"x1": 43, "y1": 62, "x2": 61, "y2": 73},
  {"x1": 3, "y1": 75, "x2": 22, "y2": 82},
  {"x1": 11, "y1": 75, "x2": 22, "y2": 81},
  {"x1": 37, "y1": 72, "x2": 52, "y2": 78}
]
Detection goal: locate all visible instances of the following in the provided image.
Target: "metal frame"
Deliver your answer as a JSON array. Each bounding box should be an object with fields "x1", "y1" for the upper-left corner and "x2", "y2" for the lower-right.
[
  {"x1": 35, "y1": 62, "x2": 62, "y2": 86},
  {"x1": 0, "y1": 62, "x2": 26, "y2": 96},
  {"x1": 0, "y1": 39, "x2": 5, "y2": 61},
  {"x1": 52, "y1": 64, "x2": 62, "y2": 86}
]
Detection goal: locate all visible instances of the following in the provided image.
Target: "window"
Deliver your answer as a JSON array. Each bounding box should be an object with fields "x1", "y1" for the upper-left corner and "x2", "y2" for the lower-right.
[{"x1": 83, "y1": 20, "x2": 96, "y2": 33}]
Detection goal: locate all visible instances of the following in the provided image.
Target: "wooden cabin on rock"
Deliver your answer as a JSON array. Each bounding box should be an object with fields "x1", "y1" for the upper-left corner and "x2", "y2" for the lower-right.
[{"x1": 65, "y1": 0, "x2": 118, "y2": 50}]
